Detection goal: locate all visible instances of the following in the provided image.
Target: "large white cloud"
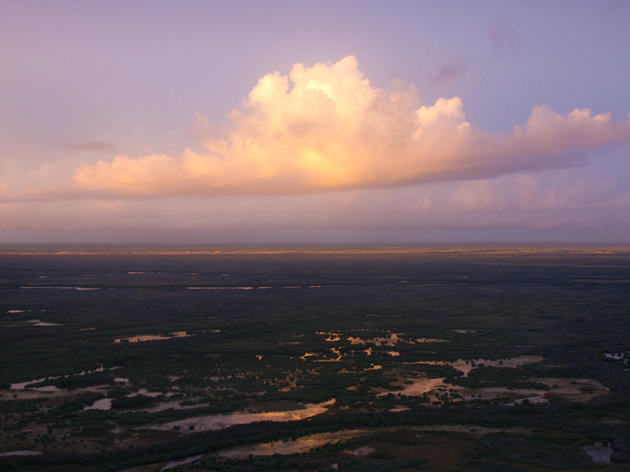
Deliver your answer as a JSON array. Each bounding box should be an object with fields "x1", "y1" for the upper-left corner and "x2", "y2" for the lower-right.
[{"x1": 70, "y1": 55, "x2": 630, "y2": 198}]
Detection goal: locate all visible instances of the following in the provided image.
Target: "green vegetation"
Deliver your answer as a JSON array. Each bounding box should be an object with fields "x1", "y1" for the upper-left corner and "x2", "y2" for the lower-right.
[{"x1": 0, "y1": 248, "x2": 628, "y2": 471}]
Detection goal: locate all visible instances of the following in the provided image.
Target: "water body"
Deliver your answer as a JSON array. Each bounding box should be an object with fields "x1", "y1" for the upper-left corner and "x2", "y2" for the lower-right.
[
  {"x1": 378, "y1": 374, "x2": 607, "y2": 405},
  {"x1": 217, "y1": 428, "x2": 367, "y2": 459},
  {"x1": 83, "y1": 398, "x2": 112, "y2": 411},
  {"x1": 0, "y1": 450, "x2": 42, "y2": 457},
  {"x1": 378, "y1": 377, "x2": 446, "y2": 397},
  {"x1": 217, "y1": 424, "x2": 532, "y2": 459},
  {"x1": 114, "y1": 332, "x2": 191, "y2": 343},
  {"x1": 9, "y1": 365, "x2": 108, "y2": 390},
  {"x1": 160, "y1": 454, "x2": 203, "y2": 471},
  {"x1": 20, "y1": 286, "x2": 99, "y2": 291},
  {"x1": 583, "y1": 442, "x2": 613, "y2": 463},
  {"x1": 412, "y1": 355, "x2": 544, "y2": 377},
  {"x1": 347, "y1": 333, "x2": 449, "y2": 346},
  {"x1": 145, "y1": 399, "x2": 335, "y2": 433}
]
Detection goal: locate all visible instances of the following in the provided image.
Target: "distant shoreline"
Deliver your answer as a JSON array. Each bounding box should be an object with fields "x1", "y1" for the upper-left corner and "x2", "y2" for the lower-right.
[{"x1": 1, "y1": 245, "x2": 629, "y2": 256}]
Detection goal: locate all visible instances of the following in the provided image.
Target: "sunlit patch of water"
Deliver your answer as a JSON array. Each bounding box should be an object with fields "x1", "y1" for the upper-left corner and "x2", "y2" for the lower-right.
[
  {"x1": 186, "y1": 286, "x2": 254, "y2": 290},
  {"x1": 20, "y1": 286, "x2": 99, "y2": 291},
  {"x1": 378, "y1": 372, "x2": 607, "y2": 405},
  {"x1": 378, "y1": 377, "x2": 446, "y2": 397},
  {"x1": 144, "y1": 399, "x2": 335, "y2": 433},
  {"x1": 583, "y1": 442, "x2": 613, "y2": 463},
  {"x1": 0, "y1": 450, "x2": 42, "y2": 457},
  {"x1": 160, "y1": 455, "x2": 203, "y2": 471},
  {"x1": 412, "y1": 355, "x2": 544, "y2": 377},
  {"x1": 346, "y1": 446, "x2": 375, "y2": 456},
  {"x1": 347, "y1": 333, "x2": 401, "y2": 347},
  {"x1": 114, "y1": 331, "x2": 191, "y2": 343},
  {"x1": 9, "y1": 364, "x2": 112, "y2": 391},
  {"x1": 83, "y1": 398, "x2": 112, "y2": 411},
  {"x1": 388, "y1": 406, "x2": 410, "y2": 412},
  {"x1": 217, "y1": 427, "x2": 364, "y2": 459}
]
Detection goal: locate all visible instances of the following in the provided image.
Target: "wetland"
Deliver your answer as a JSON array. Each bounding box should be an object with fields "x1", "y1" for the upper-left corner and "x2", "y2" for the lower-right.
[{"x1": 0, "y1": 247, "x2": 629, "y2": 471}]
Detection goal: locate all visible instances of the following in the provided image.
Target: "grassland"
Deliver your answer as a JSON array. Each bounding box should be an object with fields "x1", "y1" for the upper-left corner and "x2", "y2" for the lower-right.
[{"x1": 0, "y1": 247, "x2": 628, "y2": 471}]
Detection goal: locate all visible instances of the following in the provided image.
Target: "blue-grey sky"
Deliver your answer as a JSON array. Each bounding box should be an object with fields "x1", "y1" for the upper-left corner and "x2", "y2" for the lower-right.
[{"x1": 1, "y1": 0, "x2": 629, "y2": 243}]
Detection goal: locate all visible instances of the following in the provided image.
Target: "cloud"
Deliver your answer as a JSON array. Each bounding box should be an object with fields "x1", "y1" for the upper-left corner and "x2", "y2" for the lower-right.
[
  {"x1": 427, "y1": 63, "x2": 464, "y2": 86},
  {"x1": 12, "y1": 55, "x2": 630, "y2": 200}
]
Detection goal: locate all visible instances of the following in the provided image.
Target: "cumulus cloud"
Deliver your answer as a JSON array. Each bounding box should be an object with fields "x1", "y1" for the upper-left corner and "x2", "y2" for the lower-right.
[{"x1": 51, "y1": 55, "x2": 630, "y2": 199}]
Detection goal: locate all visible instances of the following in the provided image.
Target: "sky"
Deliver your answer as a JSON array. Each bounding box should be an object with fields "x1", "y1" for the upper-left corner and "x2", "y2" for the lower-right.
[{"x1": 1, "y1": 0, "x2": 630, "y2": 244}]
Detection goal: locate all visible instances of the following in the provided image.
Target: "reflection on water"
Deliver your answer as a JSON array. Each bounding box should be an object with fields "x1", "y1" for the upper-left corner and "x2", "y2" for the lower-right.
[
  {"x1": 4, "y1": 319, "x2": 62, "y2": 328},
  {"x1": 583, "y1": 442, "x2": 613, "y2": 463},
  {"x1": 347, "y1": 446, "x2": 375, "y2": 456},
  {"x1": 0, "y1": 450, "x2": 42, "y2": 457},
  {"x1": 217, "y1": 424, "x2": 532, "y2": 459},
  {"x1": 10, "y1": 376, "x2": 55, "y2": 391},
  {"x1": 83, "y1": 398, "x2": 112, "y2": 411},
  {"x1": 130, "y1": 388, "x2": 165, "y2": 398},
  {"x1": 20, "y1": 286, "x2": 99, "y2": 291},
  {"x1": 217, "y1": 428, "x2": 366, "y2": 459},
  {"x1": 316, "y1": 331, "x2": 342, "y2": 342},
  {"x1": 161, "y1": 454, "x2": 203, "y2": 471},
  {"x1": 9, "y1": 364, "x2": 110, "y2": 391},
  {"x1": 505, "y1": 396, "x2": 548, "y2": 406},
  {"x1": 378, "y1": 377, "x2": 446, "y2": 397},
  {"x1": 300, "y1": 352, "x2": 318, "y2": 361},
  {"x1": 28, "y1": 319, "x2": 62, "y2": 327},
  {"x1": 141, "y1": 401, "x2": 201, "y2": 413},
  {"x1": 347, "y1": 333, "x2": 449, "y2": 347},
  {"x1": 187, "y1": 286, "x2": 253, "y2": 290},
  {"x1": 389, "y1": 406, "x2": 410, "y2": 412},
  {"x1": 378, "y1": 372, "x2": 607, "y2": 405},
  {"x1": 316, "y1": 348, "x2": 342, "y2": 362},
  {"x1": 114, "y1": 332, "x2": 191, "y2": 343},
  {"x1": 145, "y1": 399, "x2": 335, "y2": 433},
  {"x1": 300, "y1": 348, "x2": 343, "y2": 362},
  {"x1": 413, "y1": 355, "x2": 544, "y2": 377},
  {"x1": 347, "y1": 333, "x2": 401, "y2": 347}
]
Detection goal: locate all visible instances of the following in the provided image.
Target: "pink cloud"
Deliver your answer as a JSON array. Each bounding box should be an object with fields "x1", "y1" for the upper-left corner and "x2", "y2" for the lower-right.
[{"x1": 2, "y1": 56, "x2": 630, "y2": 202}]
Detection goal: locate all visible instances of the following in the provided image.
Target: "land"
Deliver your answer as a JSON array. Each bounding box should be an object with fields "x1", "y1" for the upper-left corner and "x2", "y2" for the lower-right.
[{"x1": 0, "y1": 246, "x2": 629, "y2": 471}]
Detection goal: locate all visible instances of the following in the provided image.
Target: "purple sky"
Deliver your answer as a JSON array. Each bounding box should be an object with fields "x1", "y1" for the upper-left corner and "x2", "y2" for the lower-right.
[{"x1": 1, "y1": 0, "x2": 630, "y2": 244}]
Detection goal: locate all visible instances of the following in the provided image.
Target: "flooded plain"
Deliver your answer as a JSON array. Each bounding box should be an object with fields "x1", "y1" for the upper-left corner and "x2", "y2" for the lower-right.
[
  {"x1": 583, "y1": 442, "x2": 613, "y2": 463},
  {"x1": 411, "y1": 355, "x2": 544, "y2": 377},
  {"x1": 0, "y1": 450, "x2": 42, "y2": 457},
  {"x1": 83, "y1": 398, "x2": 112, "y2": 411},
  {"x1": 144, "y1": 399, "x2": 336, "y2": 433},
  {"x1": 217, "y1": 429, "x2": 368, "y2": 459},
  {"x1": 114, "y1": 332, "x2": 191, "y2": 343},
  {"x1": 2, "y1": 250, "x2": 629, "y2": 471},
  {"x1": 378, "y1": 373, "x2": 608, "y2": 405},
  {"x1": 160, "y1": 454, "x2": 203, "y2": 471},
  {"x1": 216, "y1": 424, "x2": 534, "y2": 459}
]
